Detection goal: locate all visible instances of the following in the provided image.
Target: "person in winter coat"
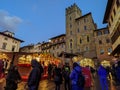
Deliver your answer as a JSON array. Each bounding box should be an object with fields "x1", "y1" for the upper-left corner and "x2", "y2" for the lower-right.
[
  {"x1": 82, "y1": 66, "x2": 92, "y2": 90},
  {"x1": 27, "y1": 59, "x2": 41, "y2": 90},
  {"x1": 69, "y1": 62, "x2": 84, "y2": 90},
  {"x1": 98, "y1": 65, "x2": 109, "y2": 90},
  {"x1": 116, "y1": 61, "x2": 120, "y2": 84},
  {"x1": 54, "y1": 66, "x2": 63, "y2": 90},
  {"x1": 0, "y1": 60, "x2": 4, "y2": 78},
  {"x1": 62, "y1": 63, "x2": 71, "y2": 90},
  {"x1": 48, "y1": 63, "x2": 53, "y2": 80},
  {"x1": 5, "y1": 65, "x2": 21, "y2": 90}
]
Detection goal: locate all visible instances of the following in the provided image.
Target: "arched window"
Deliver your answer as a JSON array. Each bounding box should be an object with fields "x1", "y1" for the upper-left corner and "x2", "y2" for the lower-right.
[
  {"x1": 80, "y1": 38, "x2": 82, "y2": 44},
  {"x1": 70, "y1": 31, "x2": 72, "y2": 35},
  {"x1": 87, "y1": 36, "x2": 89, "y2": 42},
  {"x1": 70, "y1": 39, "x2": 73, "y2": 48},
  {"x1": 77, "y1": 28, "x2": 80, "y2": 33}
]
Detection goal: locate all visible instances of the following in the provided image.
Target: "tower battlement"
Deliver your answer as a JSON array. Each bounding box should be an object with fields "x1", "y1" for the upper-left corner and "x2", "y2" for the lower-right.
[{"x1": 66, "y1": 3, "x2": 82, "y2": 15}]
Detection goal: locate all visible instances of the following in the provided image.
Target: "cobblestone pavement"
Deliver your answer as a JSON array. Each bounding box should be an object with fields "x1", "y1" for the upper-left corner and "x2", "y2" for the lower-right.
[{"x1": 1, "y1": 75, "x2": 120, "y2": 90}]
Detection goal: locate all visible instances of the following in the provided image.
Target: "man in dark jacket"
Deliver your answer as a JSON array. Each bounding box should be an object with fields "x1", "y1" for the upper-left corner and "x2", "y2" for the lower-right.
[
  {"x1": 62, "y1": 63, "x2": 71, "y2": 90},
  {"x1": 5, "y1": 65, "x2": 21, "y2": 90},
  {"x1": 28, "y1": 59, "x2": 41, "y2": 90}
]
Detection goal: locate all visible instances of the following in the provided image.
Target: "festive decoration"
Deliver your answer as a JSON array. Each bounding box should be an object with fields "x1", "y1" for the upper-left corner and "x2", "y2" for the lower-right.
[
  {"x1": 101, "y1": 60, "x2": 110, "y2": 67},
  {"x1": 80, "y1": 58, "x2": 94, "y2": 68},
  {"x1": 18, "y1": 53, "x2": 61, "y2": 67}
]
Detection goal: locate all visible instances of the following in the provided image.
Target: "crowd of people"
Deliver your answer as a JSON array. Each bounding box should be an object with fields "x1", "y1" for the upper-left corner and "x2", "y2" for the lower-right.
[
  {"x1": 0, "y1": 59, "x2": 10, "y2": 79},
  {"x1": 46, "y1": 59, "x2": 120, "y2": 90},
  {"x1": 0, "y1": 58, "x2": 120, "y2": 90}
]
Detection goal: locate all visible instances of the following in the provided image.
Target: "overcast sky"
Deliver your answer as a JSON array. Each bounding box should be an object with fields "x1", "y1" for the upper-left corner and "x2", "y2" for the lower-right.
[{"x1": 0, "y1": 0, "x2": 107, "y2": 47}]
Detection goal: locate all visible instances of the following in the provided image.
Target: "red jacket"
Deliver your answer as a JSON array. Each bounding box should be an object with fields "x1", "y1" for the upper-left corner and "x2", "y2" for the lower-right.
[{"x1": 82, "y1": 67, "x2": 92, "y2": 87}]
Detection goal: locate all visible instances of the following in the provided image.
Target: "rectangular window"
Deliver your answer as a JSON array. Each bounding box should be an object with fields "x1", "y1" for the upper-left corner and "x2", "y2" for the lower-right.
[
  {"x1": 100, "y1": 49, "x2": 104, "y2": 54},
  {"x1": 85, "y1": 47, "x2": 89, "y2": 51},
  {"x1": 78, "y1": 49, "x2": 80, "y2": 52},
  {"x1": 108, "y1": 48, "x2": 112, "y2": 53},
  {"x1": 12, "y1": 45, "x2": 15, "y2": 51},
  {"x1": 97, "y1": 31, "x2": 102, "y2": 36},
  {"x1": 70, "y1": 43, "x2": 72, "y2": 48},
  {"x1": 70, "y1": 24, "x2": 72, "y2": 28},
  {"x1": 77, "y1": 28, "x2": 80, "y2": 33},
  {"x1": 106, "y1": 39, "x2": 110, "y2": 43},
  {"x1": 84, "y1": 26, "x2": 87, "y2": 30},
  {"x1": 2, "y1": 43, "x2": 7, "y2": 49},
  {"x1": 84, "y1": 18, "x2": 86, "y2": 23},
  {"x1": 4, "y1": 37, "x2": 8, "y2": 40},
  {"x1": 70, "y1": 31, "x2": 72, "y2": 35},
  {"x1": 104, "y1": 30, "x2": 109, "y2": 34}
]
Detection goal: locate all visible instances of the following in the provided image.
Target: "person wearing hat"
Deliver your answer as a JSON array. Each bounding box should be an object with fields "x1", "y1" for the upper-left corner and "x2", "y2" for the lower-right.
[{"x1": 27, "y1": 59, "x2": 41, "y2": 90}]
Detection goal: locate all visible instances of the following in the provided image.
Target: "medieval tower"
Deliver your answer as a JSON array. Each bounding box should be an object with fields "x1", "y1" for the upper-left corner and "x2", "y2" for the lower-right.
[{"x1": 65, "y1": 3, "x2": 97, "y2": 58}]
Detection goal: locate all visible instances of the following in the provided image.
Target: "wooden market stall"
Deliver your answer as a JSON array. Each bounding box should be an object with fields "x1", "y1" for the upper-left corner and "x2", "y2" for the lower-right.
[{"x1": 0, "y1": 52, "x2": 61, "y2": 81}]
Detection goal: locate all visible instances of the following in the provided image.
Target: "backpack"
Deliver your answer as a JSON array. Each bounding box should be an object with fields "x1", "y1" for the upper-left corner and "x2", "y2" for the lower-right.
[{"x1": 75, "y1": 69, "x2": 85, "y2": 87}]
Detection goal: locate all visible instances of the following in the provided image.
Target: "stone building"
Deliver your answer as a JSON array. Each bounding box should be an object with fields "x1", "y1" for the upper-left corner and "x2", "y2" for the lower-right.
[
  {"x1": 103, "y1": 0, "x2": 120, "y2": 57},
  {"x1": 19, "y1": 44, "x2": 34, "y2": 53},
  {"x1": 65, "y1": 3, "x2": 97, "y2": 58},
  {"x1": 0, "y1": 30, "x2": 24, "y2": 52},
  {"x1": 41, "y1": 41, "x2": 51, "y2": 53},
  {"x1": 94, "y1": 27, "x2": 113, "y2": 61},
  {"x1": 49, "y1": 34, "x2": 66, "y2": 58}
]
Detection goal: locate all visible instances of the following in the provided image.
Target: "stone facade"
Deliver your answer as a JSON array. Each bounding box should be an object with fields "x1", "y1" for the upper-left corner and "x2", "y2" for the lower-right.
[
  {"x1": 65, "y1": 3, "x2": 97, "y2": 58},
  {"x1": 94, "y1": 27, "x2": 113, "y2": 61},
  {"x1": 19, "y1": 44, "x2": 34, "y2": 52},
  {"x1": 0, "y1": 30, "x2": 24, "y2": 52},
  {"x1": 103, "y1": 0, "x2": 120, "y2": 56},
  {"x1": 49, "y1": 34, "x2": 65, "y2": 58},
  {"x1": 20, "y1": 34, "x2": 66, "y2": 58}
]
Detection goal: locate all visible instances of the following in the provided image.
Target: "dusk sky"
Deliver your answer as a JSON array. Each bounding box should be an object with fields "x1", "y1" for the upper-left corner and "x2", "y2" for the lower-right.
[{"x1": 0, "y1": 0, "x2": 107, "y2": 47}]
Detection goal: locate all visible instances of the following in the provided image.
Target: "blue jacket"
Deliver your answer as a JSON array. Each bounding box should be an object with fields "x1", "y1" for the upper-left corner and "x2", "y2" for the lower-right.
[
  {"x1": 70, "y1": 65, "x2": 82, "y2": 85},
  {"x1": 98, "y1": 65, "x2": 108, "y2": 78}
]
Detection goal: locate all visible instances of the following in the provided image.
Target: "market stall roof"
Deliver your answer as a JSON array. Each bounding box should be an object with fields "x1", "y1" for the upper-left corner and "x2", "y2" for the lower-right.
[
  {"x1": 0, "y1": 52, "x2": 38, "y2": 55},
  {"x1": 58, "y1": 51, "x2": 77, "y2": 58}
]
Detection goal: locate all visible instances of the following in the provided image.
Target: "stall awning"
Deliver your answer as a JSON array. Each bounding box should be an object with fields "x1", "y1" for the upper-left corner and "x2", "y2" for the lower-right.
[{"x1": 58, "y1": 52, "x2": 77, "y2": 58}]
